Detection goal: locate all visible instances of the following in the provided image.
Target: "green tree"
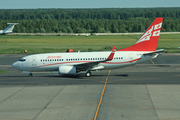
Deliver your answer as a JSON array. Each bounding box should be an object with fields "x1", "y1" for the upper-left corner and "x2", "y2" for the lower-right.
[
  {"x1": 34, "y1": 28, "x2": 40, "y2": 33},
  {"x1": 66, "y1": 27, "x2": 73, "y2": 33},
  {"x1": 22, "y1": 27, "x2": 26, "y2": 33},
  {"x1": 75, "y1": 27, "x2": 84, "y2": 33},
  {"x1": 99, "y1": 28, "x2": 105, "y2": 33},
  {"x1": 40, "y1": 28, "x2": 46, "y2": 33}
]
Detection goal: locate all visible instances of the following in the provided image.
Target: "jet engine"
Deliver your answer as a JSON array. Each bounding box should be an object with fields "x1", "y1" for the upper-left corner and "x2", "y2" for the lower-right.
[{"x1": 58, "y1": 66, "x2": 77, "y2": 75}]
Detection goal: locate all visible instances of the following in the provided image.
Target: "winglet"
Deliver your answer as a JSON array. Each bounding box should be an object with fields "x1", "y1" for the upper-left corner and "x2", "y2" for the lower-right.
[{"x1": 106, "y1": 46, "x2": 116, "y2": 61}]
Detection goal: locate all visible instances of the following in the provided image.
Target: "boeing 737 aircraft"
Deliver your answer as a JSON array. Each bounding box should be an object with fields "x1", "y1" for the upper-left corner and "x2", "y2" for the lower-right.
[
  {"x1": 12, "y1": 18, "x2": 164, "y2": 77},
  {"x1": 0, "y1": 23, "x2": 18, "y2": 35}
]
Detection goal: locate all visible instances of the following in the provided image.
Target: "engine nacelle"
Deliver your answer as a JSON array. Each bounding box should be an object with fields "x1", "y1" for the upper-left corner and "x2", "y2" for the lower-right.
[{"x1": 58, "y1": 66, "x2": 77, "y2": 75}]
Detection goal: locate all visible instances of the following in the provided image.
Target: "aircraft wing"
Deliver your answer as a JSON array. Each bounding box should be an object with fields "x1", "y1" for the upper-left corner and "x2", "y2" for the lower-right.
[{"x1": 74, "y1": 46, "x2": 116, "y2": 70}]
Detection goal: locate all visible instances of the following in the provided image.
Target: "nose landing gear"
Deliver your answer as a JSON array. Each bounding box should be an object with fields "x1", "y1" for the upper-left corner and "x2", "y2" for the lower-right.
[{"x1": 22, "y1": 71, "x2": 33, "y2": 77}]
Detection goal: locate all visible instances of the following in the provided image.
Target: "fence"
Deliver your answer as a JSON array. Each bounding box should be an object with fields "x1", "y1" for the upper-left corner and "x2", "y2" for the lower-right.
[{"x1": 8, "y1": 32, "x2": 180, "y2": 36}]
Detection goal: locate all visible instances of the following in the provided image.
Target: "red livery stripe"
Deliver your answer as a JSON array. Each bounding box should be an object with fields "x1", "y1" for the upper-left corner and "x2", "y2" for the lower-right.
[
  {"x1": 103, "y1": 58, "x2": 141, "y2": 64},
  {"x1": 33, "y1": 58, "x2": 141, "y2": 68}
]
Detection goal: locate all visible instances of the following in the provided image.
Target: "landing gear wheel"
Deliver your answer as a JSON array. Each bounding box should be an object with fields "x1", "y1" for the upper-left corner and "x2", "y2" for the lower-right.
[
  {"x1": 29, "y1": 73, "x2": 33, "y2": 77},
  {"x1": 85, "y1": 71, "x2": 91, "y2": 77}
]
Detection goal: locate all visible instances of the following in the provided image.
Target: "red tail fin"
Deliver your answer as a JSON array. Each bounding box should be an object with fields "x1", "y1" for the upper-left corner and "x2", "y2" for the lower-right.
[{"x1": 119, "y1": 18, "x2": 163, "y2": 52}]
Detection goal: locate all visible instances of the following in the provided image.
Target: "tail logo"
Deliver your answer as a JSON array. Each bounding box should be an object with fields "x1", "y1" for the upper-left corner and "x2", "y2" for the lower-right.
[
  {"x1": 153, "y1": 30, "x2": 160, "y2": 36},
  {"x1": 136, "y1": 22, "x2": 162, "y2": 44}
]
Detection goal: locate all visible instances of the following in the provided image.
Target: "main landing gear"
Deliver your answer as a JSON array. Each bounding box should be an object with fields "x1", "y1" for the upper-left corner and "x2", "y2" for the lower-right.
[
  {"x1": 29, "y1": 73, "x2": 33, "y2": 77},
  {"x1": 85, "y1": 71, "x2": 91, "y2": 77}
]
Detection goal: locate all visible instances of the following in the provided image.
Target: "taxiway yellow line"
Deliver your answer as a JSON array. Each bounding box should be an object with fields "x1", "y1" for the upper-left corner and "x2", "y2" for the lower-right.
[
  {"x1": 150, "y1": 59, "x2": 154, "y2": 64},
  {"x1": 94, "y1": 70, "x2": 111, "y2": 120}
]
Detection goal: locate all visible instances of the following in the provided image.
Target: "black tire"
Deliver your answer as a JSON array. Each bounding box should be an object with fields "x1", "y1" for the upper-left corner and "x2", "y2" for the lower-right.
[
  {"x1": 29, "y1": 73, "x2": 33, "y2": 77},
  {"x1": 85, "y1": 71, "x2": 91, "y2": 77}
]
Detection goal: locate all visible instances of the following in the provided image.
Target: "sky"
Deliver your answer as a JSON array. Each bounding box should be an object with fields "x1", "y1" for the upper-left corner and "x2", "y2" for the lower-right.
[{"x1": 0, "y1": 0, "x2": 179, "y2": 9}]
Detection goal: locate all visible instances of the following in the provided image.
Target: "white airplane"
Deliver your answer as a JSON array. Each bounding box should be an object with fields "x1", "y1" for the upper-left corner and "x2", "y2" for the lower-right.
[
  {"x1": 0, "y1": 23, "x2": 18, "y2": 35},
  {"x1": 12, "y1": 18, "x2": 164, "y2": 77}
]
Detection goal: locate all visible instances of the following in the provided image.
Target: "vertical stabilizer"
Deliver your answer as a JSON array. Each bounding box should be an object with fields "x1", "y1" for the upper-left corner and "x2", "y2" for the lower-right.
[
  {"x1": 119, "y1": 18, "x2": 163, "y2": 52},
  {"x1": 3, "y1": 23, "x2": 18, "y2": 34}
]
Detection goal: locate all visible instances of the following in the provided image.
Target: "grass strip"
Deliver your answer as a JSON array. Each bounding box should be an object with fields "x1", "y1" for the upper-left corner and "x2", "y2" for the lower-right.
[
  {"x1": 0, "y1": 34, "x2": 180, "y2": 54},
  {"x1": 0, "y1": 70, "x2": 9, "y2": 73}
]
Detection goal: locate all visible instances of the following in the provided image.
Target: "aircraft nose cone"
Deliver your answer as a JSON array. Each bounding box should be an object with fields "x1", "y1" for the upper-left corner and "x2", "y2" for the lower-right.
[
  {"x1": 12, "y1": 62, "x2": 18, "y2": 69},
  {"x1": 12, "y1": 63, "x2": 16, "y2": 68}
]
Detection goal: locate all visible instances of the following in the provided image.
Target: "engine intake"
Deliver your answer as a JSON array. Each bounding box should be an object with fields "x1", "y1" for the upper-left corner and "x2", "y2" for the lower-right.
[{"x1": 58, "y1": 66, "x2": 76, "y2": 75}]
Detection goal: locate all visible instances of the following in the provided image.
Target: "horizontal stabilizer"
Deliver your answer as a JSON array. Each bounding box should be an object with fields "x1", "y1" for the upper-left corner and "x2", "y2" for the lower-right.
[
  {"x1": 7, "y1": 23, "x2": 19, "y2": 25},
  {"x1": 143, "y1": 49, "x2": 164, "y2": 55}
]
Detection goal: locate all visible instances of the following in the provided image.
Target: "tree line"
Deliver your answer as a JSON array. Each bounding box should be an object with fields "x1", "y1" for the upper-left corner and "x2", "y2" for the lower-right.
[{"x1": 0, "y1": 8, "x2": 180, "y2": 33}]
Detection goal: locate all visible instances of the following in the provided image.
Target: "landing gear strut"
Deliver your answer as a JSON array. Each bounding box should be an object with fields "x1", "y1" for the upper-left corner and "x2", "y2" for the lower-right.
[
  {"x1": 29, "y1": 73, "x2": 33, "y2": 77},
  {"x1": 85, "y1": 71, "x2": 91, "y2": 77}
]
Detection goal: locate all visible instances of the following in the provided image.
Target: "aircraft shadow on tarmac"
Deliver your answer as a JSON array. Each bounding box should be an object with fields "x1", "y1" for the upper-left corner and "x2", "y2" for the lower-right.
[
  {"x1": 113, "y1": 74, "x2": 129, "y2": 77},
  {"x1": 0, "y1": 72, "x2": 180, "y2": 85},
  {"x1": 0, "y1": 73, "x2": 128, "y2": 78},
  {"x1": 47, "y1": 74, "x2": 128, "y2": 78}
]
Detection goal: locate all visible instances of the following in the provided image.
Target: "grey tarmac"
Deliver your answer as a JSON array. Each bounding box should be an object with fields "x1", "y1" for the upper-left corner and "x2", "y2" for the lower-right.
[{"x1": 0, "y1": 53, "x2": 180, "y2": 120}]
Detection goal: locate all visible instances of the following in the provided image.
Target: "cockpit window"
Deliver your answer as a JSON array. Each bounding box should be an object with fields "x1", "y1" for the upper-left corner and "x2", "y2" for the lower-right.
[{"x1": 19, "y1": 58, "x2": 26, "y2": 62}]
